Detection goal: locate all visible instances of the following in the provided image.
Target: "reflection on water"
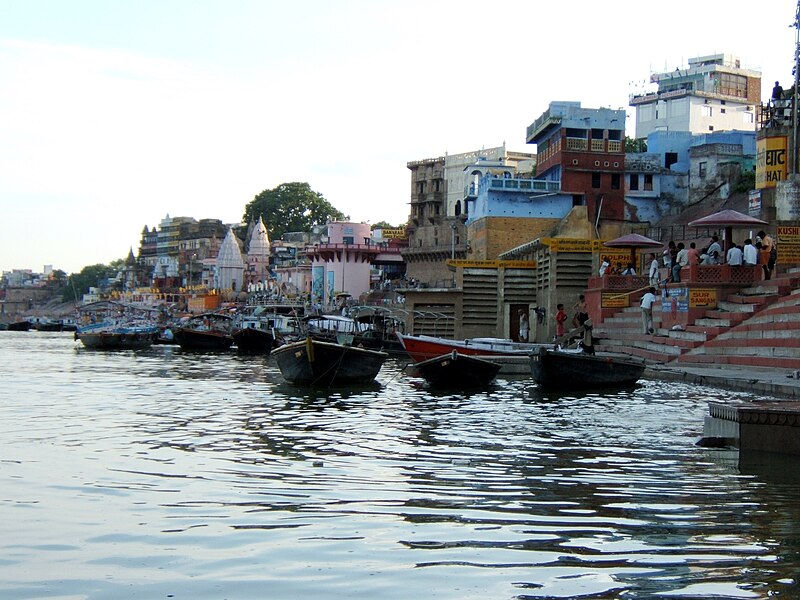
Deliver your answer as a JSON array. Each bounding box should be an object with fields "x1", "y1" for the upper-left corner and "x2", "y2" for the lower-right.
[{"x1": 1, "y1": 331, "x2": 799, "y2": 599}]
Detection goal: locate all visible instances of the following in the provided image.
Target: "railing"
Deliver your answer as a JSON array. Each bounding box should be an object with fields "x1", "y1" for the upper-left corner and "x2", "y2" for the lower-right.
[
  {"x1": 591, "y1": 139, "x2": 604, "y2": 152},
  {"x1": 566, "y1": 137, "x2": 588, "y2": 151}
]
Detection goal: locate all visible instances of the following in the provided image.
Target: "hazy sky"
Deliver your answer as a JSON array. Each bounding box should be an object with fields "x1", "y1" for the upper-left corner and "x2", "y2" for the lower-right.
[{"x1": 1, "y1": 0, "x2": 796, "y2": 274}]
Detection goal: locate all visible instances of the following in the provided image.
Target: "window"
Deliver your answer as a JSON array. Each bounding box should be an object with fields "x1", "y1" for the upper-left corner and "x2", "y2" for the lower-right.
[
  {"x1": 629, "y1": 174, "x2": 639, "y2": 190},
  {"x1": 591, "y1": 172, "x2": 601, "y2": 188},
  {"x1": 720, "y1": 108, "x2": 726, "y2": 114},
  {"x1": 699, "y1": 162, "x2": 707, "y2": 178},
  {"x1": 611, "y1": 173, "x2": 621, "y2": 190},
  {"x1": 343, "y1": 236, "x2": 354, "y2": 244},
  {"x1": 644, "y1": 174, "x2": 653, "y2": 191},
  {"x1": 702, "y1": 105, "x2": 712, "y2": 117},
  {"x1": 665, "y1": 152, "x2": 678, "y2": 169}
]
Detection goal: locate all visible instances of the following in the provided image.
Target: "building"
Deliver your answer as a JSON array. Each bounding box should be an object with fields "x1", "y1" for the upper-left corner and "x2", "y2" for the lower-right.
[
  {"x1": 526, "y1": 101, "x2": 627, "y2": 226},
  {"x1": 630, "y1": 53, "x2": 761, "y2": 140},
  {"x1": 244, "y1": 216, "x2": 271, "y2": 286},
  {"x1": 307, "y1": 222, "x2": 378, "y2": 304},
  {"x1": 403, "y1": 146, "x2": 535, "y2": 285},
  {"x1": 215, "y1": 228, "x2": 246, "y2": 292}
]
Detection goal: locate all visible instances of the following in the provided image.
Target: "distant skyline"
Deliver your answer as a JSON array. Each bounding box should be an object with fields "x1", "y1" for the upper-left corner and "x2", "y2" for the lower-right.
[{"x1": 1, "y1": 0, "x2": 796, "y2": 274}]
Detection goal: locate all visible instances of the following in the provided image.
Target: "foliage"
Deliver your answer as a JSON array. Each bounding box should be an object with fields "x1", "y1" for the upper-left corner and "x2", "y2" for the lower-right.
[
  {"x1": 625, "y1": 137, "x2": 647, "y2": 153},
  {"x1": 371, "y1": 221, "x2": 401, "y2": 230},
  {"x1": 62, "y1": 263, "x2": 119, "y2": 302},
  {"x1": 242, "y1": 182, "x2": 347, "y2": 240},
  {"x1": 734, "y1": 170, "x2": 756, "y2": 194}
]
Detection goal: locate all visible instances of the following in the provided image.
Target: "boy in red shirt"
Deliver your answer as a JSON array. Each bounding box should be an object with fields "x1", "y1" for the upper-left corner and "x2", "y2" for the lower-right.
[{"x1": 555, "y1": 303, "x2": 567, "y2": 337}]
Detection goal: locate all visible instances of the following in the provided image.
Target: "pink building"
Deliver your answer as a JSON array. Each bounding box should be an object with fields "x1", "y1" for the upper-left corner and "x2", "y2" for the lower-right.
[{"x1": 308, "y1": 222, "x2": 379, "y2": 304}]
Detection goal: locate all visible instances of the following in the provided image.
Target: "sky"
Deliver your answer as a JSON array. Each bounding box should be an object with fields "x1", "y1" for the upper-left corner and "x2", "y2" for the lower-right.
[{"x1": 1, "y1": 0, "x2": 797, "y2": 274}]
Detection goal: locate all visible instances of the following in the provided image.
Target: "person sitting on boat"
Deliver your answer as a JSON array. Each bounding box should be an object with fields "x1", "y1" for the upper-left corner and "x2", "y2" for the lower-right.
[{"x1": 579, "y1": 319, "x2": 595, "y2": 355}]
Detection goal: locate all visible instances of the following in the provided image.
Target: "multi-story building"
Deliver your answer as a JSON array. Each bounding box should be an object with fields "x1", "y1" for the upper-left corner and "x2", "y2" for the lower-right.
[
  {"x1": 526, "y1": 101, "x2": 627, "y2": 225},
  {"x1": 403, "y1": 146, "x2": 535, "y2": 284},
  {"x1": 630, "y1": 53, "x2": 761, "y2": 140}
]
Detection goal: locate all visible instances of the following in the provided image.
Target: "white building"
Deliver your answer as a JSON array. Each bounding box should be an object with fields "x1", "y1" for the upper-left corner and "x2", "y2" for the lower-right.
[
  {"x1": 630, "y1": 54, "x2": 761, "y2": 139},
  {"x1": 215, "y1": 228, "x2": 246, "y2": 292}
]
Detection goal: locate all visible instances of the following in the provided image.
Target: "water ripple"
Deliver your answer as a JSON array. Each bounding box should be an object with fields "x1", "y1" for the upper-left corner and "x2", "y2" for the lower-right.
[{"x1": 0, "y1": 332, "x2": 799, "y2": 598}]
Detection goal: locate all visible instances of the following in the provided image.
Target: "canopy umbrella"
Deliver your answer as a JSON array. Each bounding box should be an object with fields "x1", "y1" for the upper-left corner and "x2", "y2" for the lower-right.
[
  {"x1": 688, "y1": 209, "x2": 768, "y2": 253},
  {"x1": 603, "y1": 233, "x2": 663, "y2": 267}
]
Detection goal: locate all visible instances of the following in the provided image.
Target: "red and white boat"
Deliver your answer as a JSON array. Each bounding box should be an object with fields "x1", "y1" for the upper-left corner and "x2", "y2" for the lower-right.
[{"x1": 397, "y1": 333, "x2": 542, "y2": 374}]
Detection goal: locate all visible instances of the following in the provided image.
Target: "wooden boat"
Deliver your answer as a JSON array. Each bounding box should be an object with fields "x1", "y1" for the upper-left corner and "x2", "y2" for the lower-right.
[
  {"x1": 272, "y1": 337, "x2": 388, "y2": 386},
  {"x1": 413, "y1": 351, "x2": 501, "y2": 388},
  {"x1": 74, "y1": 300, "x2": 161, "y2": 349},
  {"x1": 232, "y1": 320, "x2": 275, "y2": 354},
  {"x1": 173, "y1": 313, "x2": 234, "y2": 351},
  {"x1": 397, "y1": 332, "x2": 541, "y2": 361},
  {"x1": 7, "y1": 320, "x2": 32, "y2": 331},
  {"x1": 530, "y1": 346, "x2": 646, "y2": 389},
  {"x1": 76, "y1": 323, "x2": 159, "y2": 349}
]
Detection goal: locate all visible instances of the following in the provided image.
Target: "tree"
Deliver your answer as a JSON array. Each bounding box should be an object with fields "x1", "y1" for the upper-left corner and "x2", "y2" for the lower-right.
[
  {"x1": 62, "y1": 263, "x2": 119, "y2": 302},
  {"x1": 371, "y1": 221, "x2": 401, "y2": 230},
  {"x1": 242, "y1": 182, "x2": 347, "y2": 240},
  {"x1": 625, "y1": 137, "x2": 647, "y2": 153}
]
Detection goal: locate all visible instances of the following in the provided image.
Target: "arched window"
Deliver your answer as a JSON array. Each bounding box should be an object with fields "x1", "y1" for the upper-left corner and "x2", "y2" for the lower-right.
[{"x1": 454, "y1": 200, "x2": 462, "y2": 216}]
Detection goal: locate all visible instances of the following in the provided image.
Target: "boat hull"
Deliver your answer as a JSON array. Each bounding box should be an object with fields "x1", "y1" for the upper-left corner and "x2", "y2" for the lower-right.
[
  {"x1": 174, "y1": 328, "x2": 234, "y2": 351},
  {"x1": 7, "y1": 321, "x2": 32, "y2": 331},
  {"x1": 233, "y1": 328, "x2": 274, "y2": 354},
  {"x1": 413, "y1": 352, "x2": 501, "y2": 388},
  {"x1": 78, "y1": 330, "x2": 157, "y2": 349},
  {"x1": 272, "y1": 339, "x2": 388, "y2": 386},
  {"x1": 531, "y1": 348, "x2": 646, "y2": 389}
]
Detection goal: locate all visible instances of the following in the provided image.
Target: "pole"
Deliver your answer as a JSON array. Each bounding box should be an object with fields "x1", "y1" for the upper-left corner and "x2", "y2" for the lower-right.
[{"x1": 794, "y1": 0, "x2": 800, "y2": 174}]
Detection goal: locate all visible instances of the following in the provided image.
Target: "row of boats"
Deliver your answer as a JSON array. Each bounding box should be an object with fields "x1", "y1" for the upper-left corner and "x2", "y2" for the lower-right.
[{"x1": 19, "y1": 300, "x2": 646, "y2": 390}]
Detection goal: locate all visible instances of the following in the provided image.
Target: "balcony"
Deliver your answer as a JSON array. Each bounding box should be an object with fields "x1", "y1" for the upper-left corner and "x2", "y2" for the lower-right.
[{"x1": 566, "y1": 137, "x2": 588, "y2": 151}]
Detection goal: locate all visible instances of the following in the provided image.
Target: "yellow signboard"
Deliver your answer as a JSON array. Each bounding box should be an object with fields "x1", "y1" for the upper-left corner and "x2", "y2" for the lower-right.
[
  {"x1": 379, "y1": 227, "x2": 407, "y2": 239},
  {"x1": 543, "y1": 238, "x2": 595, "y2": 253},
  {"x1": 446, "y1": 259, "x2": 537, "y2": 269},
  {"x1": 602, "y1": 292, "x2": 630, "y2": 308},
  {"x1": 689, "y1": 288, "x2": 717, "y2": 309},
  {"x1": 756, "y1": 136, "x2": 788, "y2": 189}
]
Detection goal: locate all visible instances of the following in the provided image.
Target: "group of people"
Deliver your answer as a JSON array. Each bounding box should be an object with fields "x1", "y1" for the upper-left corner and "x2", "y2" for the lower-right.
[
  {"x1": 655, "y1": 230, "x2": 776, "y2": 283},
  {"x1": 598, "y1": 257, "x2": 637, "y2": 277}
]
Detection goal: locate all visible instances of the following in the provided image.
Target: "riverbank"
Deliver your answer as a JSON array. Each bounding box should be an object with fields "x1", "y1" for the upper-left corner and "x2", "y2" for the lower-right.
[{"x1": 647, "y1": 363, "x2": 800, "y2": 399}]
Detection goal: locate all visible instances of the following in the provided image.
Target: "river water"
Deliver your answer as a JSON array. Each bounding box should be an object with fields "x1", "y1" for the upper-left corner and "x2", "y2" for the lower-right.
[{"x1": 1, "y1": 332, "x2": 799, "y2": 599}]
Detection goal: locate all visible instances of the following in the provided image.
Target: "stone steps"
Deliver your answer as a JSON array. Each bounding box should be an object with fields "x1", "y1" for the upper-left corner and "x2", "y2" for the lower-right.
[{"x1": 599, "y1": 276, "x2": 800, "y2": 366}]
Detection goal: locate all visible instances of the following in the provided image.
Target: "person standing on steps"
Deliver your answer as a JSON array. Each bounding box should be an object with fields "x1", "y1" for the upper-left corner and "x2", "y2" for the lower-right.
[
  {"x1": 640, "y1": 287, "x2": 657, "y2": 335},
  {"x1": 672, "y1": 242, "x2": 688, "y2": 283}
]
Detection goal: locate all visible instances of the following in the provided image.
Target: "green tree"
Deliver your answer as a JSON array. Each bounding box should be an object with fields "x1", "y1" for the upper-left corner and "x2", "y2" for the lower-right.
[
  {"x1": 371, "y1": 221, "x2": 401, "y2": 230},
  {"x1": 62, "y1": 263, "x2": 118, "y2": 302},
  {"x1": 242, "y1": 182, "x2": 347, "y2": 240},
  {"x1": 625, "y1": 137, "x2": 647, "y2": 153}
]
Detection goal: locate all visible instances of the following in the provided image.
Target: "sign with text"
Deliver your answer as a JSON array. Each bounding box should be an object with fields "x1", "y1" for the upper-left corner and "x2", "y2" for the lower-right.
[
  {"x1": 756, "y1": 136, "x2": 788, "y2": 189},
  {"x1": 777, "y1": 226, "x2": 800, "y2": 263},
  {"x1": 748, "y1": 189, "x2": 762, "y2": 216},
  {"x1": 601, "y1": 292, "x2": 630, "y2": 308},
  {"x1": 446, "y1": 259, "x2": 537, "y2": 269},
  {"x1": 689, "y1": 288, "x2": 717, "y2": 309}
]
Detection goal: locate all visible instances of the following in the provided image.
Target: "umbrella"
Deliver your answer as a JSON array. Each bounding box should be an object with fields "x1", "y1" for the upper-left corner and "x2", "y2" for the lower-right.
[
  {"x1": 688, "y1": 209, "x2": 768, "y2": 252},
  {"x1": 603, "y1": 233, "x2": 663, "y2": 267}
]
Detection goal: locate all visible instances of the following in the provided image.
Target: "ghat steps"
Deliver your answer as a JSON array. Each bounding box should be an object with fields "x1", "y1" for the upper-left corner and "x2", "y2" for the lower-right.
[{"x1": 595, "y1": 271, "x2": 800, "y2": 368}]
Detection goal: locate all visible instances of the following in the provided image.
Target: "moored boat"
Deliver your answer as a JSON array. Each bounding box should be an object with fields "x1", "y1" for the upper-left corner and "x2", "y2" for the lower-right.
[
  {"x1": 74, "y1": 300, "x2": 162, "y2": 350},
  {"x1": 173, "y1": 313, "x2": 234, "y2": 351},
  {"x1": 7, "y1": 320, "x2": 32, "y2": 332},
  {"x1": 397, "y1": 332, "x2": 541, "y2": 361},
  {"x1": 530, "y1": 346, "x2": 646, "y2": 389},
  {"x1": 232, "y1": 321, "x2": 275, "y2": 354},
  {"x1": 412, "y1": 351, "x2": 501, "y2": 388},
  {"x1": 76, "y1": 323, "x2": 159, "y2": 349},
  {"x1": 272, "y1": 337, "x2": 388, "y2": 386}
]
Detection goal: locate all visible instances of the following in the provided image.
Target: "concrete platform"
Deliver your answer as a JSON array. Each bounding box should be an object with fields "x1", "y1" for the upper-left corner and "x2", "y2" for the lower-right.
[{"x1": 646, "y1": 363, "x2": 800, "y2": 455}]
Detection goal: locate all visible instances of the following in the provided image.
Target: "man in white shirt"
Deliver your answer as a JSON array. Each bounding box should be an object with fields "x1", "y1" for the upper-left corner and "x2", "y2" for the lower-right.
[
  {"x1": 599, "y1": 256, "x2": 610, "y2": 277},
  {"x1": 727, "y1": 243, "x2": 743, "y2": 266},
  {"x1": 648, "y1": 253, "x2": 660, "y2": 286},
  {"x1": 743, "y1": 239, "x2": 758, "y2": 266},
  {"x1": 640, "y1": 286, "x2": 657, "y2": 334},
  {"x1": 707, "y1": 235, "x2": 722, "y2": 265},
  {"x1": 672, "y1": 243, "x2": 688, "y2": 283}
]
